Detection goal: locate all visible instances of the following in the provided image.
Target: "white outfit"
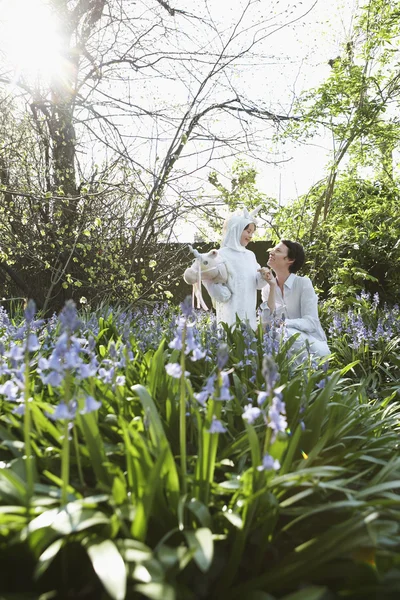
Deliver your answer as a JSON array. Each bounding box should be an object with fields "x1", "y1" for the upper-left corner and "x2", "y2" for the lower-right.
[
  {"x1": 203, "y1": 212, "x2": 266, "y2": 329},
  {"x1": 260, "y1": 273, "x2": 330, "y2": 358}
]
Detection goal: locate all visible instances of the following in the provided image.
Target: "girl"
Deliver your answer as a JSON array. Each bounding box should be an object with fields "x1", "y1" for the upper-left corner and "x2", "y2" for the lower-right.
[{"x1": 203, "y1": 208, "x2": 268, "y2": 329}]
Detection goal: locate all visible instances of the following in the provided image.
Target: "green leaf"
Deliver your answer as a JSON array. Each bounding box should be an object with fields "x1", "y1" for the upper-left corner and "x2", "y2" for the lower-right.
[
  {"x1": 85, "y1": 538, "x2": 127, "y2": 600},
  {"x1": 34, "y1": 538, "x2": 64, "y2": 580},
  {"x1": 131, "y1": 384, "x2": 180, "y2": 508},
  {"x1": 221, "y1": 510, "x2": 244, "y2": 529},
  {"x1": 281, "y1": 586, "x2": 328, "y2": 600},
  {"x1": 183, "y1": 528, "x2": 213, "y2": 573},
  {"x1": 186, "y1": 498, "x2": 212, "y2": 528},
  {"x1": 134, "y1": 582, "x2": 176, "y2": 600}
]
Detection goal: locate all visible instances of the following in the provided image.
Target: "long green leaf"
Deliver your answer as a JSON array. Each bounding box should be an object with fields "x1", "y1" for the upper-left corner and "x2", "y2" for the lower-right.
[{"x1": 85, "y1": 538, "x2": 127, "y2": 600}]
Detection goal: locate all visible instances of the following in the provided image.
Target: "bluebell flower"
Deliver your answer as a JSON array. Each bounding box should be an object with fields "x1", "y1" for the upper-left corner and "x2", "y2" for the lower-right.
[
  {"x1": 217, "y1": 344, "x2": 229, "y2": 370},
  {"x1": 24, "y1": 299, "x2": 36, "y2": 323},
  {"x1": 165, "y1": 363, "x2": 184, "y2": 378},
  {"x1": 191, "y1": 347, "x2": 206, "y2": 361},
  {"x1": 262, "y1": 355, "x2": 280, "y2": 395},
  {"x1": 115, "y1": 375, "x2": 126, "y2": 387},
  {"x1": 180, "y1": 296, "x2": 193, "y2": 319},
  {"x1": 59, "y1": 300, "x2": 81, "y2": 333},
  {"x1": 207, "y1": 416, "x2": 227, "y2": 434},
  {"x1": 194, "y1": 390, "x2": 209, "y2": 406},
  {"x1": 268, "y1": 403, "x2": 287, "y2": 434},
  {"x1": 271, "y1": 393, "x2": 286, "y2": 415},
  {"x1": 257, "y1": 453, "x2": 280, "y2": 472},
  {"x1": 26, "y1": 333, "x2": 40, "y2": 352},
  {"x1": 0, "y1": 379, "x2": 23, "y2": 402},
  {"x1": 257, "y1": 391, "x2": 268, "y2": 406},
  {"x1": 80, "y1": 395, "x2": 102, "y2": 414},
  {"x1": 98, "y1": 366, "x2": 115, "y2": 384},
  {"x1": 242, "y1": 403, "x2": 262, "y2": 424},
  {"x1": 50, "y1": 400, "x2": 77, "y2": 421}
]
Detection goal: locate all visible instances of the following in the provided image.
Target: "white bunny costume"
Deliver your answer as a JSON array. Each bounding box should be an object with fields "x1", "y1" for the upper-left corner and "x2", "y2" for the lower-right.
[{"x1": 203, "y1": 207, "x2": 267, "y2": 329}]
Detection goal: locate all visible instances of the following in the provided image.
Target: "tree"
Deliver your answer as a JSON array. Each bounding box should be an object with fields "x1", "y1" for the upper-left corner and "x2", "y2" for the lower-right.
[
  {"x1": 285, "y1": 0, "x2": 400, "y2": 234},
  {"x1": 0, "y1": 0, "x2": 317, "y2": 309}
]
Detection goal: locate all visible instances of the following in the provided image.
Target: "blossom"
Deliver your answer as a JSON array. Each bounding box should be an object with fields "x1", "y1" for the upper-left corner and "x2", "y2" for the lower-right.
[
  {"x1": 242, "y1": 403, "x2": 262, "y2": 424},
  {"x1": 207, "y1": 416, "x2": 227, "y2": 434},
  {"x1": 80, "y1": 395, "x2": 102, "y2": 415},
  {"x1": 257, "y1": 391, "x2": 269, "y2": 406},
  {"x1": 24, "y1": 299, "x2": 36, "y2": 323},
  {"x1": 165, "y1": 362, "x2": 183, "y2": 378},
  {"x1": 194, "y1": 390, "x2": 209, "y2": 406},
  {"x1": 50, "y1": 401, "x2": 77, "y2": 421},
  {"x1": 257, "y1": 453, "x2": 280, "y2": 472},
  {"x1": 59, "y1": 300, "x2": 81, "y2": 333},
  {"x1": 216, "y1": 370, "x2": 232, "y2": 401},
  {"x1": 216, "y1": 344, "x2": 229, "y2": 370},
  {"x1": 268, "y1": 403, "x2": 288, "y2": 434},
  {"x1": 26, "y1": 333, "x2": 40, "y2": 352},
  {"x1": 262, "y1": 355, "x2": 280, "y2": 395},
  {"x1": 190, "y1": 346, "x2": 207, "y2": 361}
]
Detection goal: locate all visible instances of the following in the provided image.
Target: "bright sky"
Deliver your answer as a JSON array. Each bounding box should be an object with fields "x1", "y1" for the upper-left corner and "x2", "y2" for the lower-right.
[
  {"x1": 205, "y1": 0, "x2": 358, "y2": 206},
  {"x1": 0, "y1": 0, "x2": 359, "y2": 240}
]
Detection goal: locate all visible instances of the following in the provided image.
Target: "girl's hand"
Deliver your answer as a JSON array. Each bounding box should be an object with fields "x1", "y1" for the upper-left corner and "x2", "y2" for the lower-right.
[{"x1": 259, "y1": 267, "x2": 276, "y2": 286}]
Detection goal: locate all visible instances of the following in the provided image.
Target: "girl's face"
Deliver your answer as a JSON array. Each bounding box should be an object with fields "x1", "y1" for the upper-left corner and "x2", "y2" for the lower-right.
[{"x1": 240, "y1": 223, "x2": 255, "y2": 246}]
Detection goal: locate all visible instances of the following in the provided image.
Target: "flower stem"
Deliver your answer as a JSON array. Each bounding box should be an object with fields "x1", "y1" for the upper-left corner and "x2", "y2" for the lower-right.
[
  {"x1": 61, "y1": 420, "x2": 70, "y2": 505},
  {"x1": 23, "y1": 355, "x2": 33, "y2": 504},
  {"x1": 179, "y1": 323, "x2": 187, "y2": 495}
]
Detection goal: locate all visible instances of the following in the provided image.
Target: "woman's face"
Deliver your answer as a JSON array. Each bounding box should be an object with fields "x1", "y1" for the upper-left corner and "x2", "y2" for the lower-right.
[
  {"x1": 267, "y1": 241, "x2": 292, "y2": 270},
  {"x1": 240, "y1": 223, "x2": 255, "y2": 246}
]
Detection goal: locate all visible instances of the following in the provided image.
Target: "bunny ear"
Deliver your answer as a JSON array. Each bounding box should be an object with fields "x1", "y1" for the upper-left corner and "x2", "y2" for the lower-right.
[
  {"x1": 242, "y1": 207, "x2": 250, "y2": 218},
  {"x1": 249, "y1": 205, "x2": 262, "y2": 218}
]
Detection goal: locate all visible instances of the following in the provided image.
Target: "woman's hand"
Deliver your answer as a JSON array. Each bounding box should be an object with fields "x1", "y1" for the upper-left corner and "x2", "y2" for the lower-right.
[{"x1": 258, "y1": 267, "x2": 277, "y2": 286}]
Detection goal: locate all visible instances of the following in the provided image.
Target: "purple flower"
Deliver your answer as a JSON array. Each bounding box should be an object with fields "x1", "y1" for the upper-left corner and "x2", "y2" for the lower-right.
[
  {"x1": 0, "y1": 379, "x2": 23, "y2": 402},
  {"x1": 180, "y1": 296, "x2": 193, "y2": 318},
  {"x1": 268, "y1": 404, "x2": 287, "y2": 434},
  {"x1": 262, "y1": 355, "x2": 280, "y2": 395},
  {"x1": 50, "y1": 401, "x2": 77, "y2": 421},
  {"x1": 80, "y1": 395, "x2": 102, "y2": 414},
  {"x1": 24, "y1": 299, "x2": 36, "y2": 323},
  {"x1": 217, "y1": 344, "x2": 229, "y2": 370},
  {"x1": 257, "y1": 453, "x2": 280, "y2": 472},
  {"x1": 190, "y1": 347, "x2": 207, "y2": 361},
  {"x1": 207, "y1": 416, "x2": 227, "y2": 434},
  {"x1": 194, "y1": 390, "x2": 209, "y2": 406},
  {"x1": 59, "y1": 301, "x2": 81, "y2": 333},
  {"x1": 26, "y1": 333, "x2": 40, "y2": 352},
  {"x1": 165, "y1": 363, "x2": 183, "y2": 378},
  {"x1": 257, "y1": 391, "x2": 269, "y2": 406},
  {"x1": 115, "y1": 375, "x2": 126, "y2": 387},
  {"x1": 242, "y1": 403, "x2": 262, "y2": 424}
]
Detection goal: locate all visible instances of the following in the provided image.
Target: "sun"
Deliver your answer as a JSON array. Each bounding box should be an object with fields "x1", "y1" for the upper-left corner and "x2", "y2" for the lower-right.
[{"x1": 1, "y1": 0, "x2": 64, "y2": 84}]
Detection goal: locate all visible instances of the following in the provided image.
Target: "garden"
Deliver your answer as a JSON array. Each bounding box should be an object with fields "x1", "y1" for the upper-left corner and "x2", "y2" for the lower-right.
[{"x1": 0, "y1": 292, "x2": 399, "y2": 599}]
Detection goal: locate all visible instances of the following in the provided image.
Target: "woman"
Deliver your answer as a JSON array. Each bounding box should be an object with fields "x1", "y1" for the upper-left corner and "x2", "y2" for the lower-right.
[
  {"x1": 203, "y1": 208, "x2": 268, "y2": 329},
  {"x1": 260, "y1": 240, "x2": 329, "y2": 358}
]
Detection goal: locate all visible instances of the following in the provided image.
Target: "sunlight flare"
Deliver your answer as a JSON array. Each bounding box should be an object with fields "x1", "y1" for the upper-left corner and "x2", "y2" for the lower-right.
[{"x1": 1, "y1": 0, "x2": 64, "y2": 83}]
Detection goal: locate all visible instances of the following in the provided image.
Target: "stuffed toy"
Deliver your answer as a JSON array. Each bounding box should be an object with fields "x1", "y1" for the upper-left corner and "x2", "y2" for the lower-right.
[{"x1": 183, "y1": 245, "x2": 228, "y2": 310}]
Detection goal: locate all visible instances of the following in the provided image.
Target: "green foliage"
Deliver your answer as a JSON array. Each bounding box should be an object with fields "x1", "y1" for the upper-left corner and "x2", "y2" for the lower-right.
[
  {"x1": 204, "y1": 160, "x2": 278, "y2": 240},
  {"x1": 274, "y1": 175, "x2": 400, "y2": 306},
  {"x1": 0, "y1": 302, "x2": 399, "y2": 599}
]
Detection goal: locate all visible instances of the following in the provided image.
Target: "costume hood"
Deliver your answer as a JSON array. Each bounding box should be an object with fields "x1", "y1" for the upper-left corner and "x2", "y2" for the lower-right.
[{"x1": 221, "y1": 206, "x2": 261, "y2": 252}]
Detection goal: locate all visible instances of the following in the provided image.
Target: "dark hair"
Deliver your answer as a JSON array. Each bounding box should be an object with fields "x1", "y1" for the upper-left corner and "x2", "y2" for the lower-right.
[
  {"x1": 281, "y1": 240, "x2": 305, "y2": 273},
  {"x1": 244, "y1": 222, "x2": 256, "y2": 231}
]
